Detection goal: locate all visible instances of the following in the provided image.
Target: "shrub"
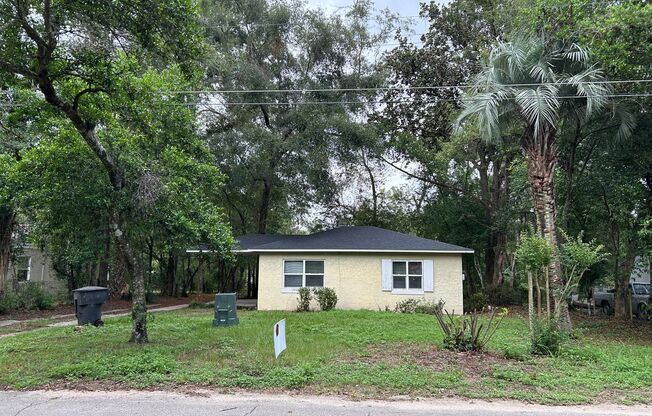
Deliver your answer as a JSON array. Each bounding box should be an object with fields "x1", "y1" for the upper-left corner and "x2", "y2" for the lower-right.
[
  {"x1": 415, "y1": 299, "x2": 445, "y2": 315},
  {"x1": 296, "y1": 287, "x2": 312, "y2": 312},
  {"x1": 395, "y1": 298, "x2": 445, "y2": 314},
  {"x1": 395, "y1": 298, "x2": 419, "y2": 313},
  {"x1": 313, "y1": 287, "x2": 337, "y2": 311},
  {"x1": 530, "y1": 319, "x2": 567, "y2": 356},
  {"x1": 0, "y1": 283, "x2": 55, "y2": 313},
  {"x1": 21, "y1": 283, "x2": 55, "y2": 310},
  {"x1": 188, "y1": 300, "x2": 212, "y2": 309},
  {"x1": 0, "y1": 291, "x2": 21, "y2": 314},
  {"x1": 434, "y1": 308, "x2": 507, "y2": 352},
  {"x1": 466, "y1": 292, "x2": 488, "y2": 312}
]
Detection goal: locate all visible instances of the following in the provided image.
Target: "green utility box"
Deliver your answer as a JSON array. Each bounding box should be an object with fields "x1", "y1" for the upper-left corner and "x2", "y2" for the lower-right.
[{"x1": 213, "y1": 293, "x2": 239, "y2": 327}]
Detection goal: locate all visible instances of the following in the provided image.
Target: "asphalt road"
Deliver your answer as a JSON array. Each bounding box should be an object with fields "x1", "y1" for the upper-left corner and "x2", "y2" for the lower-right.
[{"x1": 1, "y1": 390, "x2": 650, "y2": 416}]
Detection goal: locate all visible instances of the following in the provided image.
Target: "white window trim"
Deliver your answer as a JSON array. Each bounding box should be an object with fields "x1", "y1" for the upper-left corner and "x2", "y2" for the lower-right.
[
  {"x1": 391, "y1": 260, "x2": 424, "y2": 294},
  {"x1": 282, "y1": 259, "x2": 325, "y2": 292},
  {"x1": 16, "y1": 256, "x2": 31, "y2": 282}
]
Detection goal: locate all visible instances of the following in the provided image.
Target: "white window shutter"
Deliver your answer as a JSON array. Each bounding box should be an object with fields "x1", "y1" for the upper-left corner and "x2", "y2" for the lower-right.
[
  {"x1": 423, "y1": 260, "x2": 434, "y2": 292},
  {"x1": 381, "y1": 259, "x2": 392, "y2": 291}
]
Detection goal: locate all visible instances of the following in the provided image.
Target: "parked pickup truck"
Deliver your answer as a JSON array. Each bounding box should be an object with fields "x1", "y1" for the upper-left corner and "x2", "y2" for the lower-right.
[{"x1": 593, "y1": 282, "x2": 650, "y2": 318}]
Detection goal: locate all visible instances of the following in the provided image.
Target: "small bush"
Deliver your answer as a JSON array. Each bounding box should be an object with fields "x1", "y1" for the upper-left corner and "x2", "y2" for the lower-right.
[
  {"x1": 395, "y1": 298, "x2": 419, "y2": 313},
  {"x1": 415, "y1": 299, "x2": 445, "y2": 315},
  {"x1": 434, "y1": 308, "x2": 507, "y2": 352},
  {"x1": 313, "y1": 287, "x2": 337, "y2": 311},
  {"x1": 395, "y1": 298, "x2": 445, "y2": 315},
  {"x1": 0, "y1": 283, "x2": 55, "y2": 313},
  {"x1": 188, "y1": 300, "x2": 212, "y2": 309},
  {"x1": 531, "y1": 319, "x2": 567, "y2": 356},
  {"x1": 296, "y1": 287, "x2": 312, "y2": 312},
  {"x1": 466, "y1": 292, "x2": 488, "y2": 312},
  {"x1": 0, "y1": 291, "x2": 21, "y2": 314}
]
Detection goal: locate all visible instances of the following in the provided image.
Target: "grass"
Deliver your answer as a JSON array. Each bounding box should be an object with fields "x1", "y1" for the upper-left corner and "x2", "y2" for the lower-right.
[{"x1": 0, "y1": 309, "x2": 650, "y2": 405}]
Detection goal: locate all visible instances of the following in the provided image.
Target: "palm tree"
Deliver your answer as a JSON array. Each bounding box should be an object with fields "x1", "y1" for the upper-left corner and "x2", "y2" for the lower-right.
[{"x1": 457, "y1": 38, "x2": 631, "y2": 329}]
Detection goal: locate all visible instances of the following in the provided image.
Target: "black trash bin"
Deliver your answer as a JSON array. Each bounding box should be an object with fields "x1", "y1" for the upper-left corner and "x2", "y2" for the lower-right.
[{"x1": 73, "y1": 286, "x2": 109, "y2": 326}]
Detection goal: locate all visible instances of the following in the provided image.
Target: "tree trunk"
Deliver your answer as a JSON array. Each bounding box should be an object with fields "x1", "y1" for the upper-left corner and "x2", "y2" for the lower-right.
[
  {"x1": 258, "y1": 176, "x2": 272, "y2": 234},
  {"x1": 164, "y1": 250, "x2": 177, "y2": 297},
  {"x1": 545, "y1": 268, "x2": 551, "y2": 319},
  {"x1": 524, "y1": 129, "x2": 572, "y2": 330},
  {"x1": 0, "y1": 206, "x2": 15, "y2": 295},
  {"x1": 108, "y1": 251, "x2": 128, "y2": 299},
  {"x1": 486, "y1": 228, "x2": 507, "y2": 285},
  {"x1": 534, "y1": 272, "x2": 542, "y2": 317},
  {"x1": 614, "y1": 254, "x2": 635, "y2": 318},
  {"x1": 527, "y1": 270, "x2": 534, "y2": 332},
  {"x1": 109, "y1": 214, "x2": 148, "y2": 344}
]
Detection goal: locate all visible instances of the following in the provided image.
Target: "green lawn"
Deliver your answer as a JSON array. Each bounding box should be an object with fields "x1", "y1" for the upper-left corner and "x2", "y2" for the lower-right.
[{"x1": 0, "y1": 309, "x2": 650, "y2": 404}]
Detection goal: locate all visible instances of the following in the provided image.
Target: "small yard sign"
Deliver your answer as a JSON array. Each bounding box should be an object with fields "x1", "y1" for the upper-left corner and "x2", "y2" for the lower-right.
[{"x1": 273, "y1": 319, "x2": 286, "y2": 359}]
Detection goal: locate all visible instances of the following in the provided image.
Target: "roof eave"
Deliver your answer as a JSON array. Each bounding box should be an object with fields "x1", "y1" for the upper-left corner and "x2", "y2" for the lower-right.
[{"x1": 233, "y1": 248, "x2": 474, "y2": 254}]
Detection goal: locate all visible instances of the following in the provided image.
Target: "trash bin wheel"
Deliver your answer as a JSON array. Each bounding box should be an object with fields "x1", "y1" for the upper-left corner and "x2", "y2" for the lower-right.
[{"x1": 94, "y1": 319, "x2": 104, "y2": 327}]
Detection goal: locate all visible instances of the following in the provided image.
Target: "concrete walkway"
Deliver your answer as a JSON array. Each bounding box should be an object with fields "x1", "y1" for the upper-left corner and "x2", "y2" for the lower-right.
[{"x1": 0, "y1": 390, "x2": 650, "y2": 416}]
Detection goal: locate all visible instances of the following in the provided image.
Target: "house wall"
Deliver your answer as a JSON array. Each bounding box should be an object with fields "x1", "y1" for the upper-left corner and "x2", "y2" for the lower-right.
[
  {"x1": 257, "y1": 252, "x2": 464, "y2": 312},
  {"x1": 7, "y1": 246, "x2": 65, "y2": 293}
]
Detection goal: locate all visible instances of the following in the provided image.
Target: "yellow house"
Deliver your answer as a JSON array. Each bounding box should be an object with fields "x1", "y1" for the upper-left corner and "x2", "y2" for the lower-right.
[{"x1": 235, "y1": 226, "x2": 473, "y2": 312}]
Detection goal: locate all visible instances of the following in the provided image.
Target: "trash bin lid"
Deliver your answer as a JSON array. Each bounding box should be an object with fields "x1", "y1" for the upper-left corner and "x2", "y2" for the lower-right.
[{"x1": 73, "y1": 286, "x2": 108, "y2": 292}]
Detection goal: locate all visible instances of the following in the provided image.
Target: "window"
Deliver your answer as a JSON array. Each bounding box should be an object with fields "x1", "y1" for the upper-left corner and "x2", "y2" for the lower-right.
[
  {"x1": 15, "y1": 256, "x2": 31, "y2": 282},
  {"x1": 392, "y1": 261, "x2": 422, "y2": 290},
  {"x1": 633, "y1": 283, "x2": 650, "y2": 296},
  {"x1": 284, "y1": 260, "x2": 324, "y2": 289}
]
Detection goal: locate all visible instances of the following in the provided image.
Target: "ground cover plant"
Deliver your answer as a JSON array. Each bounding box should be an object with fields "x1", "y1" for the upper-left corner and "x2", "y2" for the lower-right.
[{"x1": 0, "y1": 309, "x2": 650, "y2": 405}]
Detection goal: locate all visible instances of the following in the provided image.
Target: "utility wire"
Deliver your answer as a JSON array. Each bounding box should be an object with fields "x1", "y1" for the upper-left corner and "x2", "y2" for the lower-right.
[
  {"x1": 175, "y1": 92, "x2": 652, "y2": 106},
  {"x1": 2, "y1": 93, "x2": 651, "y2": 109},
  {"x1": 165, "y1": 79, "x2": 652, "y2": 95}
]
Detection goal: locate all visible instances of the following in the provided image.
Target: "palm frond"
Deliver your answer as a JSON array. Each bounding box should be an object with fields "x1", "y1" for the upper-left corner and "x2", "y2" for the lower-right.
[
  {"x1": 492, "y1": 41, "x2": 527, "y2": 80},
  {"x1": 611, "y1": 104, "x2": 636, "y2": 141},
  {"x1": 515, "y1": 85, "x2": 560, "y2": 137},
  {"x1": 563, "y1": 43, "x2": 590, "y2": 63},
  {"x1": 565, "y1": 66, "x2": 610, "y2": 116},
  {"x1": 529, "y1": 55, "x2": 555, "y2": 83},
  {"x1": 457, "y1": 88, "x2": 513, "y2": 140}
]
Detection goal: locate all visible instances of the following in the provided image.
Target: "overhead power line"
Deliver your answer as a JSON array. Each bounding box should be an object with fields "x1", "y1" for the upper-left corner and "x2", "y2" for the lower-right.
[
  {"x1": 168, "y1": 79, "x2": 652, "y2": 95},
  {"x1": 178, "y1": 92, "x2": 652, "y2": 106},
  {"x1": 2, "y1": 93, "x2": 651, "y2": 110}
]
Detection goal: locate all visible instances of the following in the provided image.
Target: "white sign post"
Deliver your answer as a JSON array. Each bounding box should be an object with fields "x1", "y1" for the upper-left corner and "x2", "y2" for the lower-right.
[{"x1": 273, "y1": 319, "x2": 286, "y2": 359}]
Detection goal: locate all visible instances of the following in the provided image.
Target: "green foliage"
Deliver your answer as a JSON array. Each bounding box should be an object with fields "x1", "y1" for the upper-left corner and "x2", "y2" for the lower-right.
[
  {"x1": 312, "y1": 287, "x2": 338, "y2": 311},
  {"x1": 558, "y1": 232, "x2": 608, "y2": 302},
  {"x1": 434, "y1": 308, "x2": 507, "y2": 352},
  {"x1": 531, "y1": 319, "x2": 568, "y2": 356},
  {"x1": 0, "y1": 283, "x2": 55, "y2": 314},
  {"x1": 187, "y1": 300, "x2": 212, "y2": 309},
  {"x1": 517, "y1": 233, "x2": 553, "y2": 272},
  {"x1": 466, "y1": 292, "x2": 488, "y2": 312},
  {"x1": 395, "y1": 298, "x2": 445, "y2": 315},
  {"x1": 394, "y1": 298, "x2": 419, "y2": 314},
  {"x1": 296, "y1": 288, "x2": 312, "y2": 312}
]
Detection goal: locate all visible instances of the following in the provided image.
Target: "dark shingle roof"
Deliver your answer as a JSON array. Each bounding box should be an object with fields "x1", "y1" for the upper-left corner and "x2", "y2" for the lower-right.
[{"x1": 235, "y1": 226, "x2": 473, "y2": 253}]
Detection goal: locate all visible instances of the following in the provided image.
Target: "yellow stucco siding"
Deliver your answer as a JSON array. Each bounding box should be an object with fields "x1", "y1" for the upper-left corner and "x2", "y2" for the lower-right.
[{"x1": 257, "y1": 252, "x2": 464, "y2": 312}]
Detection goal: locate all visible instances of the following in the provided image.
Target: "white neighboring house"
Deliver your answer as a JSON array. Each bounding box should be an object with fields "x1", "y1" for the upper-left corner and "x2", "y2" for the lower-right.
[
  {"x1": 631, "y1": 256, "x2": 650, "y2": 284},
  {"x1": 7, "y1": 245, "x2": 65, "y2": 293}
]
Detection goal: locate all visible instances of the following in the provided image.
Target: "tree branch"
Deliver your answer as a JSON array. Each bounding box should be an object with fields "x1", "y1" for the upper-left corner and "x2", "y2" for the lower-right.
[
  {"x1": 378, "y1": 155, "x2": 489, "y2": 208},
  {"x1": 73, "y1": 87, "x2": 107, "y2": 111},
  {"x1": 0, "y1": 59, "x2": 37, "y2": 79}
]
